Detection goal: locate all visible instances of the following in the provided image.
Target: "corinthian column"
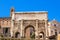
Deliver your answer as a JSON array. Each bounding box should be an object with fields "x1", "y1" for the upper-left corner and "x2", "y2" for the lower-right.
[
  {"x1": 20, "y1": 19, "x2": 23, "y2": 37},
  {"x1": 35, "y1": 19, "x2": 38, "y2": 39},
  {"x1": 11, "y1": 20, "x2": 14, "y2": 37},
  {"x1": 45, "y1": 20, "x2": 48, "y2": 39}
]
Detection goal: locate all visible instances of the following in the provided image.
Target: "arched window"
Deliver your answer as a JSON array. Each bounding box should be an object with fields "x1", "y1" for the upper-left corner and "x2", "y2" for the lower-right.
[{"x1": 54, "y1": 24, "x2": 56, "y2": 26}]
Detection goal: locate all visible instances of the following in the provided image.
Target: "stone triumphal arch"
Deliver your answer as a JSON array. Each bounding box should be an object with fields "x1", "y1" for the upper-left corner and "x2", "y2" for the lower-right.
[{"x1": 10, "y1": 8, "x2": 48, "y2": 39}]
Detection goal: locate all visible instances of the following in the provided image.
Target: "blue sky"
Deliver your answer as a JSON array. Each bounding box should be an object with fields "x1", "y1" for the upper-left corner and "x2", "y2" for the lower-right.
[{"x1": 0, "y1": 0, "x2": 60, "y2": 21}]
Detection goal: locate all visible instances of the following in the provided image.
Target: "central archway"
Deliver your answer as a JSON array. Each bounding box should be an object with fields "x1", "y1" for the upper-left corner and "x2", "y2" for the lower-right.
[{"x1": 24, "y1": 25, "x2": 35, "y2": 38}]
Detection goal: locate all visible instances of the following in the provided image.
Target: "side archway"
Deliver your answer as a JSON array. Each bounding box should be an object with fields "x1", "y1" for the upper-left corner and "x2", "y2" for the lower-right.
[
  {"x1": 15, "y1": 32, "x2": 20, "y2": 38},
  {"x1": 39, "y1": 32, "x2": 44, "y2": 39}
]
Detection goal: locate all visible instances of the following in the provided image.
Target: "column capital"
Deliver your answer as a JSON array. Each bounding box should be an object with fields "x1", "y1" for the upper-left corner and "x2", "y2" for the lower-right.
[
  {"x1": 36, "y1": 19, "x2": 38, "y2": 23},
  {"x1": 21, "y1": 19, "x2": 24, "y2": 21}
]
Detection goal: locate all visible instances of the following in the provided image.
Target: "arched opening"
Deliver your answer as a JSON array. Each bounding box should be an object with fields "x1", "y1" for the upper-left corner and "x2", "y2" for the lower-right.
[
  {"x1": 24, "y1": 25, "x2": 35, "y2": 38},
  {"x1": 39, "y1": 32, "x2": 44, "y2": 39},
  {"x1": 15, "y1": 32, "x2": 20, "y2": 38}
]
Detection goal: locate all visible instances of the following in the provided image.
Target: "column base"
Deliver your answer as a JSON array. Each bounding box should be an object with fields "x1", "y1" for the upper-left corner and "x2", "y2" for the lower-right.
[{"x1": 46, "y1": 37, "x2": 49, "y2": 40}]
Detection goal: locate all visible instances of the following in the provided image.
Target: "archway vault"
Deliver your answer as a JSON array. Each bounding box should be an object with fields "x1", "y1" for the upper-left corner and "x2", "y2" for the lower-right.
[{"x1": 24, "y1": 25, "x2": 35, "y2": 31}]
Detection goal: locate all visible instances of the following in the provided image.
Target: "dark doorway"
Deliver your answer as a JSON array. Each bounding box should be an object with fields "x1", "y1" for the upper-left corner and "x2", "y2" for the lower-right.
[
  {"x1": 15, "y1": 32, "x2": 20, "y2": 38},
  {"x1": 3, "y1": 27, "x2": 10, "y2": 37}
]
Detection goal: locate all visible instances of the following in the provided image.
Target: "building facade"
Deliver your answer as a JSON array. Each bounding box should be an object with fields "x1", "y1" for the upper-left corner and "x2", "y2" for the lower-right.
[
  {"x1": 0, "y1": 17, "x2": 11, "y2": 37},
  {"x1": 0, "y1": 8, "x2": 60, "y2": 39},
  {"x1": 0, "y1": 8, "x2": 48, "y2": 39},
  {"x1": 48, "y1": 19, "x2": 60, "y2": 37}
]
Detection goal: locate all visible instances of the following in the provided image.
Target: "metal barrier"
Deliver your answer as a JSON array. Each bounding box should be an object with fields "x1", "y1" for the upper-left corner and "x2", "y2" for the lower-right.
[
  {"x1": 0, "y1": 37, "x2": 35, "y2": 40},
  {"x1": 0, "y1": 37, "x2": 20, "y2": 40}
]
